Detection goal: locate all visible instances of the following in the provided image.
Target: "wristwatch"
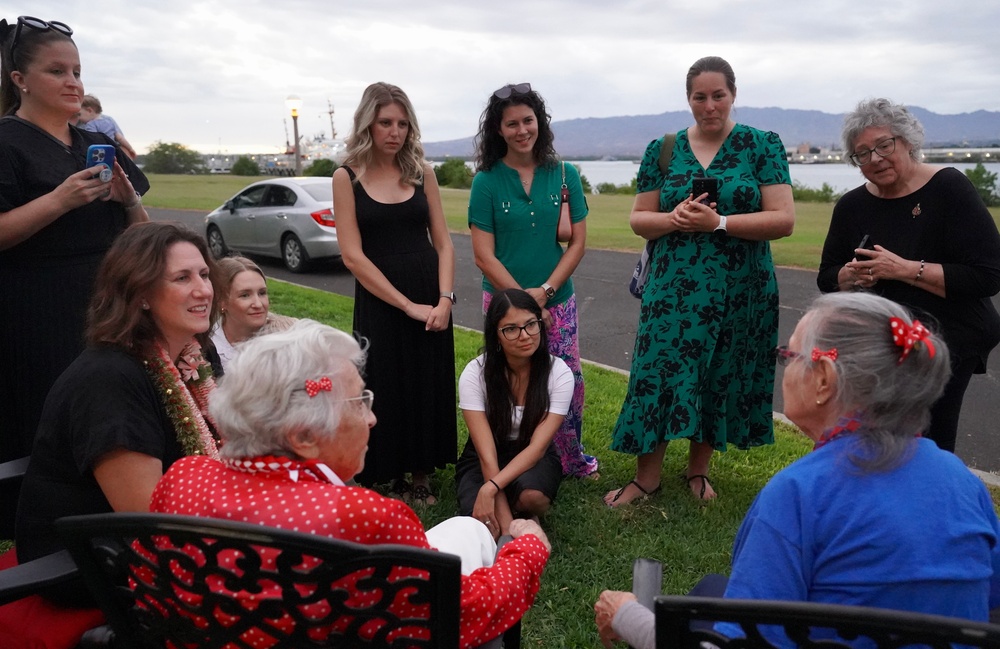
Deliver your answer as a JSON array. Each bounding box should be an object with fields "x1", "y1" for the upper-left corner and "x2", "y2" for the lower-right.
[
  {"x1": 541, "y1": 283, "x2": 556, "y2": 299},
  {"x1": 440, "y1": 291, "x2": 456, "y2": 304},
  {"x1": 714, "y1": 214, "x2": 728, "y2": 234}
]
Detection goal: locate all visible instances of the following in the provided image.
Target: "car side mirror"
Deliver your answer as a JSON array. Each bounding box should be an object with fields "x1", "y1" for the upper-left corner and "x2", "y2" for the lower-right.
[{"x1": 226, "y1": 199, "x2": 235, "y2": 213}]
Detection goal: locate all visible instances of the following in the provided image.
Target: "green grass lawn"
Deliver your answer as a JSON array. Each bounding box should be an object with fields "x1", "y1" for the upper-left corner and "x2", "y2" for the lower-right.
[{"x1": 143, "y1": 174, "x2": 1000, "y2": 272}]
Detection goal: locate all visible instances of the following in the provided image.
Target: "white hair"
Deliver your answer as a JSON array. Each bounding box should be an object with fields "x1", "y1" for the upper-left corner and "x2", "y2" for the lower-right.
[{"x1": 210, "y1": 319, "x2": 367, "y2": 459}]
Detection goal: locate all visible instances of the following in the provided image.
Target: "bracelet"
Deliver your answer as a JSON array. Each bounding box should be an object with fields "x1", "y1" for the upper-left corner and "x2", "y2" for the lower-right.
[
  {"x1": 915, "y1": 260, "x2": 925, "y2": 282},
  {"x1": 123, "y1": 191, "x2": 142, "y2": 210},
  {"x1": 489, "y1": 478, "x2": 501, "y2": 492}
]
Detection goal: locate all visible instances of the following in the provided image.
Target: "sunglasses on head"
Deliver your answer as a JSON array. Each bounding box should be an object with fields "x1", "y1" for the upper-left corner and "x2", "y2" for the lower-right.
[
  {"x1": 9, "y1": 15, "x2": 73, "y2": 57},
  {"x1": 493, "y1": 83, "x2": 531, "y2": 100}
]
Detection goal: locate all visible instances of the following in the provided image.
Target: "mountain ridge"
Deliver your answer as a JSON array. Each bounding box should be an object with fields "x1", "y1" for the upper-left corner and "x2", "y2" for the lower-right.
[{"x1": 423, "y1": 106, "x2": 1000, "y2": 159}]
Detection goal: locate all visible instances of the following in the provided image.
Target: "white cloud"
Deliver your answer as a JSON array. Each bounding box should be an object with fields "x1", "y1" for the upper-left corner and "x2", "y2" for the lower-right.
[{"x1": 22, "y1": 0, "x2": 1000, "y2": 154}]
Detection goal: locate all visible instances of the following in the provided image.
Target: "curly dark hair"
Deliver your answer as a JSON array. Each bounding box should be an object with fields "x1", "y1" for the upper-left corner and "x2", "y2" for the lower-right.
[
  {"x1": 473, "y1": 84, "x2": 557, "y2": 172},
  {"x1": 482, "y1": 289, "x2": 552, "y2": 452}
]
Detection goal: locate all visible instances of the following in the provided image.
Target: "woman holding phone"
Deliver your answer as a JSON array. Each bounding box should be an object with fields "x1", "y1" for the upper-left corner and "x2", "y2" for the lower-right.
[
  {"x1": 607, "y1": 56, "x2": 794, "y2": 505},
  {"x1": 0, "y1": 15, "x2": 148, "y2": 462}
]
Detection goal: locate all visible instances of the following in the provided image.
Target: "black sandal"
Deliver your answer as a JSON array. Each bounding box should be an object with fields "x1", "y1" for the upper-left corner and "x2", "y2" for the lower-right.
[
  {"x1": 388, "y1": 478, "x2": 412, "y2": 502},
  {"x1": 684, "y1": 474, "x2": 714, "y2": 501},
  {"x1": 606, "y1": 480, "x2": 661, "y2": 507}
]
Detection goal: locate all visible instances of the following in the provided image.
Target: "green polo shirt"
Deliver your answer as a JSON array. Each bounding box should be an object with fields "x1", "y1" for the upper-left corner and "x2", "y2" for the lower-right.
[{"x1": 468, "y1": 160, "x2": 587, "y2": 306}]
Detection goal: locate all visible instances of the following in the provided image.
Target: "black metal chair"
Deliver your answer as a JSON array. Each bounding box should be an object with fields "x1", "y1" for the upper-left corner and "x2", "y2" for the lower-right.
[
  {"x1": 655, "y1": 595, "x2": 1000, "y2": 649},
  {"x1": 57, "y1": 512, "x2": 523, "y2": 649}
]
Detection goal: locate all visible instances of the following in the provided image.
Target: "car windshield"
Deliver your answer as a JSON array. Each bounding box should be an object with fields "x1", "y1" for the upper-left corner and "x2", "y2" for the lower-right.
[{"x1": 301, "y1": 184, "x2": 333, "y2": 203}]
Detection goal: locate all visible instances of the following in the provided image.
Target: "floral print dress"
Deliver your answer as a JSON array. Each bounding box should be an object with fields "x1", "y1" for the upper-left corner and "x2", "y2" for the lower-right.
[{"x1": 611, "y1": 125, "x2": 790, "y2": 454}]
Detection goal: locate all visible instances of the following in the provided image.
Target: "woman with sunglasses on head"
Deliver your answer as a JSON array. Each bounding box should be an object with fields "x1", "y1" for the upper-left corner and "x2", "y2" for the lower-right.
[
  {"x1": 818, "y1": 98, "x2": 1000, "y2": 455},
  {"x1": 456, "y1": 289, "x2": 570, "y2": 539},
  {"x1": 0, "y1": 16, "x2": 149, "y2": 463},
  {"x1": 333, "y1": 82, "x2": 456, "y2": 504},
  {"x1": 469, "y1": 83, "x2": 597, "y2": 480},
  {"x1": 595, "y1": 292, "x2": 1000, "y2": 648}
]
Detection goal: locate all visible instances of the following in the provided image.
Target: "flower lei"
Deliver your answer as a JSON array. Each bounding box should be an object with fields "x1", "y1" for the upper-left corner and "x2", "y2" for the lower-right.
[{"x1": 144, "y1": 339, "x2": 220, "y2": 459}]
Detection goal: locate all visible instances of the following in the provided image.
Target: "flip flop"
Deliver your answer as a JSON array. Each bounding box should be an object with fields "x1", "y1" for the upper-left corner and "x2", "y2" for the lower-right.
[
  {"x1": 605, "y1": 480, "x2": 661, "y2": 508},
  {"x1": 388, "y1": 478, "x2": 412, "y2": 503},
  {"x1": 684, "y1": 474, "x2": 715, "y2": 501}
]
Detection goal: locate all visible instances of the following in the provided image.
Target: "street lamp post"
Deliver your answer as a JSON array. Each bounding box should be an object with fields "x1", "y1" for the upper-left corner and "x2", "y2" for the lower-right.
[{"x1": 285, "y1": 95, "x2": 303, "y2": 176}]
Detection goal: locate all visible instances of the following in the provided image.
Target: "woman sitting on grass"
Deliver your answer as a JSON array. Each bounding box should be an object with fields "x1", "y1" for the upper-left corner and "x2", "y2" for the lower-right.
[
  {"x1": 455, "y1": 288, "x2": 569, "y2": 539},
  {"x1": 595, "y1": 291, "x2": 1000, "y2": 648}
]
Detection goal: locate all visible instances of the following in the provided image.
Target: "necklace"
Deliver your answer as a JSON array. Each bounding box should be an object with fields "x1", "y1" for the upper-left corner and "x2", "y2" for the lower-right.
[{"x1": 144, "y1": 339, "x2": 221, "y2": 458}]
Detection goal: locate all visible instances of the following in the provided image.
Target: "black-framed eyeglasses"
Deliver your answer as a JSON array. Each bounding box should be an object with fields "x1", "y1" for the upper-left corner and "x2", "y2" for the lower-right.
[
  {"x1": 850, "y1": 137, "x2": 896, "y2": 166},
  {"x1": 499, "y1": 319, "x2": 542, "y2": 341},
  {"x1": 9, "y1": 16, "x2": 73, "y2": 57},
  {"x1": 493, "y1": 83, "x2": 531, "y2": 100},
  {"x1": 774, "y1": 345, "x2": 804, "y2": 367}
]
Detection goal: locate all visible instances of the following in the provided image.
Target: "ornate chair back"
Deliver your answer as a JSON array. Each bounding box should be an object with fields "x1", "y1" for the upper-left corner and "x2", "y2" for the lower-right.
[
  {"x1": 56, "y1": 512, "x2": 462, "y2": 648},
  {"x1": 655, "y1": 595, "x2": 1000, "y2": 649}
]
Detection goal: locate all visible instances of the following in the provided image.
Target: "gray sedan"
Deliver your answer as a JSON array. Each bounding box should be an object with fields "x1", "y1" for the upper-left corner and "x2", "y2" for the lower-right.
[{"x1": 204, "y1": 177, "x2": 339, "y2": 272}]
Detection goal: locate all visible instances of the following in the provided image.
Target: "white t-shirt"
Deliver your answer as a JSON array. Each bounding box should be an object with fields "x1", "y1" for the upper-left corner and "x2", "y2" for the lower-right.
[{"x1": 458, "y1": 354, "x2": 574, "y2": 441}]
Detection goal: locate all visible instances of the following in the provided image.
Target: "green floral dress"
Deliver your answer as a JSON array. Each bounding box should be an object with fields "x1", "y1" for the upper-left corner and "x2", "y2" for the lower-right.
[{"x1": 611, "y1": 124, "x2": 791, "y2": 454}]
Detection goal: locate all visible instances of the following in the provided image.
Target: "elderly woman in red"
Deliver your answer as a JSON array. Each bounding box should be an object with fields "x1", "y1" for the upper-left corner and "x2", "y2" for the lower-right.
[{"x1": 150, "y1": 318, "x2": 550, "y2": 648}]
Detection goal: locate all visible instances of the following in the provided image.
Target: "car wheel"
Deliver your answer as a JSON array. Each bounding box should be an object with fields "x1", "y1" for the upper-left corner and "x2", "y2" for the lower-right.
[
  {"x1": 207, "y1": 226, "x2": 228, "y2": 259},
  {"x1": 282, "y1": 234, "x2": 310, "y2": 273}
]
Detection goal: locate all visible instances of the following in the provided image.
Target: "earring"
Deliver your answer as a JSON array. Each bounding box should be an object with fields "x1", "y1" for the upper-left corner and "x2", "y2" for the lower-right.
[
  {"x1": 141, "y1": 301, "x2": 150, "y2": 310},
  {"x1": 220, "y1": 307, "x2": 226, "y2": 314},
  {"x1": 20, "y1": 87, "x2": 27, "y2": 93}
]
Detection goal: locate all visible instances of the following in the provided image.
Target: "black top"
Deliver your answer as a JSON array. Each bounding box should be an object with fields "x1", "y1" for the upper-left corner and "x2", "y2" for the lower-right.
[
  {"x1": 0, "y1": 116, "x2": 149, "y2": 267},
  {"x1": 818, "y1": 167, "x2": 1000, "y2": 367},
  {"x1": 16, "y1": 347, "x2": 183, "y2": 563}
]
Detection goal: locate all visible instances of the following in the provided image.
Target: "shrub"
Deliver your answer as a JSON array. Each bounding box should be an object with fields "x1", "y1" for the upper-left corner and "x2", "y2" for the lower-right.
[
  {"x1": 304, "y1": 159, "x2": 338, "y2": 177},
  {"x1": 791, "y1": 181, "x2": 843, "y2": 203},
  {"x1": 595, "y1": 179, "x2": 636, "y2": 195},
  {"x1": 142, "y1": 141, "x2": 205, "y2": 175},
  {"x1": 965, "y1": 163, "x2": 999, "y2": 207},
  {"x1": 435, "y1": 158, "x2": 472, "y2": 188},
  {"x1": 230, "y1": 156, "x2": 260, "y2": 176}
]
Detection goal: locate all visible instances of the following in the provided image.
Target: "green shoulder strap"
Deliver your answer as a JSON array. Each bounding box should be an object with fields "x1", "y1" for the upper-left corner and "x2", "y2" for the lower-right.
[{"x1": 657, "y1": 132, "x2": 677, "y2": 176}]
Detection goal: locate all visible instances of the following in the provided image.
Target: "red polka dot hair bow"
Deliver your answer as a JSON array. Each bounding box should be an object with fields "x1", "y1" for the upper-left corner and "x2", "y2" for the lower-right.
[
  {"x1": 889, "y1": 317, "x2": 936, "y2": 364},
  {"x1": 304, "y1": 376, "x2": 333, "y2": 397}
]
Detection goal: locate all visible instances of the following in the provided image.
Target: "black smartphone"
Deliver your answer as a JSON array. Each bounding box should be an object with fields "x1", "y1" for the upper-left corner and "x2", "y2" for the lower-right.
[
  {"x1": 858, "y1": 234, "x2": 875, "y2": 251},
  {"x1": 691, "y1": 177, "x2": 719, "y2": 205}
]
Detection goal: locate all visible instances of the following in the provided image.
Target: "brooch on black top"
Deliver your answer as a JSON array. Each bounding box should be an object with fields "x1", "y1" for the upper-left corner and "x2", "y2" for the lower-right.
[{"x1": 911, "y1": 203, "x2": 921, "y2": 218}]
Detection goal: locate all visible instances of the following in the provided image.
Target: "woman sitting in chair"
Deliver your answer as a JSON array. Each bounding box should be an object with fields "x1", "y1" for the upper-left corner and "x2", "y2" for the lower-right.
[
  {"x1": 151, "y1": 319, "x2": 551, "y2": 648},
  {"x1": 594, "y1": 292, "x2": 1000, "y2": 648}
]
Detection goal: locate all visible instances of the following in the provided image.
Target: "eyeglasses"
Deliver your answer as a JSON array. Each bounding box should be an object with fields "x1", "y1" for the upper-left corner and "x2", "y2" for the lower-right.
[
  {"x1": 493, "y1": 83, "x2": 531, "y2": 100},
  {"x1": 340, "y1": 389, "x2": 374, "y2": 415},
  {"x1": 774, "y1": 346, "x2": 804, "y2": 367},
  {"x1": 499, "y1": 319, "x2": 542, "y2": 341},
  {"x1": 10, "y1": 16, "x2": 73, "y2": 58},
  {"x1": 849, "y1": 137, "x2": 896, "y2": 166}
]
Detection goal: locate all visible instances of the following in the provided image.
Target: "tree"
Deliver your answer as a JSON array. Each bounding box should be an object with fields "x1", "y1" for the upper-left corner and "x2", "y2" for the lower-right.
[
  {"x1": 965, "y1": 163, "x2": 999, "y2": 207},
  {"x1": 304, "y1": 158, "x2": 338, "y2": 177},
  {"x1": 143, "y1": 141, "x2": 205, "y2": 174},
  {"x1": 434, "y1": 158, "x2": 472, "y2": 188},
  {"x1": 230, "y1": 156, "x2": 260, "y2": 176}
]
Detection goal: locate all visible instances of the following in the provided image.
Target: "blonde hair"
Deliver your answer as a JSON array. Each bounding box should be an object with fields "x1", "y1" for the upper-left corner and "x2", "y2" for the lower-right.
[{"x1": 342, "y1": 82, "x2": 425, "y2": 186}]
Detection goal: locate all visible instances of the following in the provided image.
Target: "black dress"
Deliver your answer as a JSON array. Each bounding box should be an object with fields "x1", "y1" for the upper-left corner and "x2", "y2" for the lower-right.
[
  {"x1": 0, "y1": 117, "x2": 149, "y2": 462},
  {"x1": 345, "y1": 168, "x2": 457, "y2": 486}
]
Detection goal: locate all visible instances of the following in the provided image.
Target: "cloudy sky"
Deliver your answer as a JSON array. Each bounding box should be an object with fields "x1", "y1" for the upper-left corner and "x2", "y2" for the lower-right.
[{"x1": 23, "y1": 0, "x2": 1000, "y2": 155}]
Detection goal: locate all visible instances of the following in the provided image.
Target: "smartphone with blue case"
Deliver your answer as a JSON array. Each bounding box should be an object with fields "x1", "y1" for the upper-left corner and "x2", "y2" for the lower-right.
[{"x1": 86, "y1": 144, "x2": 116, "y2": 182}]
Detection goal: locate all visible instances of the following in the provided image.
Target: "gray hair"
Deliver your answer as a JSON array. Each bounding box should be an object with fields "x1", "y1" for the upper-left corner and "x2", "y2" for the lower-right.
[
  {"x1": 842, "y1": 98, "x2": 925, "y2": 165},
  {"x1": 210, "y1": 319, "x2": 367, "y2": 459},
  {"x1": 797, "y1": 292, "x2": 950, "y2": 472}
]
